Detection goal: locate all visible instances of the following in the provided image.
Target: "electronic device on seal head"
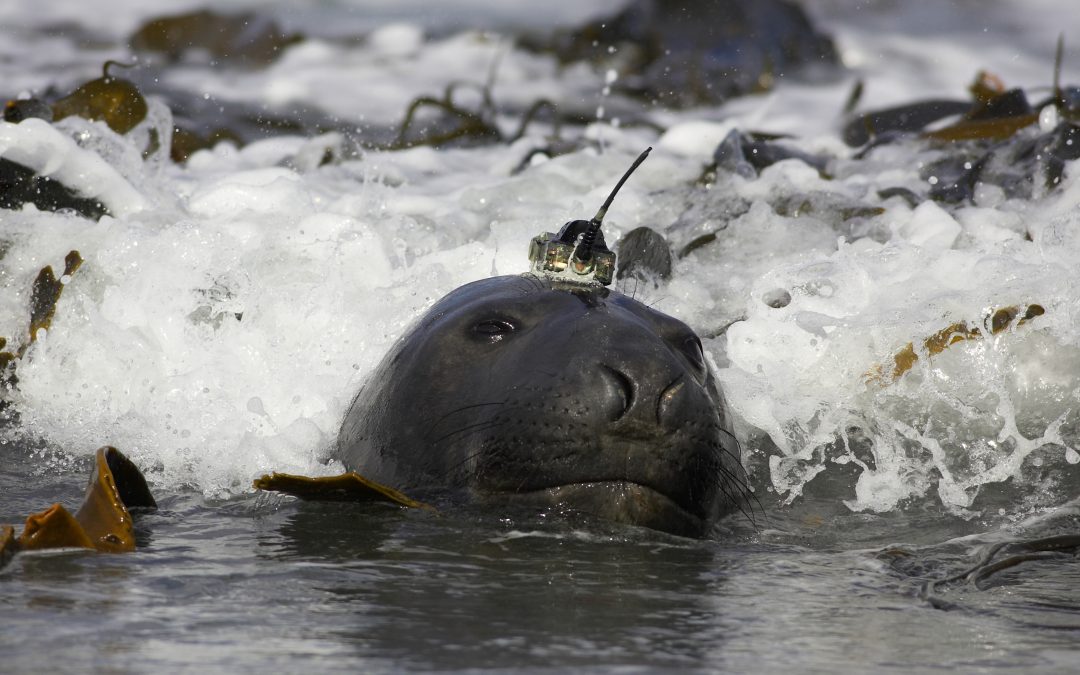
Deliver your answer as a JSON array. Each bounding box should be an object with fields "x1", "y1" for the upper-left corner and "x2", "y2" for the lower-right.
[{"x1": 528, "y1": 147, "x2": 651, "y2": 287}]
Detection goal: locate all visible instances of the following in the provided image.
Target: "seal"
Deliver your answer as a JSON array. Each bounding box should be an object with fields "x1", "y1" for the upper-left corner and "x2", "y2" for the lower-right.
[{"x1": 336, "y1": 274, "x2": 748, "y2": 536}]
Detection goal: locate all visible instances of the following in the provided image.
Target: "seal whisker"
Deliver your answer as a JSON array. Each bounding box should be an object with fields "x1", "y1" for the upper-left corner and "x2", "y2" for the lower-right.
[
  {"x1": 428, "y1": 419, "x2": 507, "y2": 448},
  {"x1": 427, "y1": 401, "x2": 508, "y2": 433},
  {"x1": 440, "y1": 445, "x2": 507, "y2": 484},
  {"x1": 336, "y1": 272, "x2": 747, "y2": 537},
  {"x1": 716, "y1": 464, "x2": 763, "y2": 525}
]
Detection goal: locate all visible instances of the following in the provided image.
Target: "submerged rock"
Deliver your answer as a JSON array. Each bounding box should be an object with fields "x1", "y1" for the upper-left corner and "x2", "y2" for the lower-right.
[
  {"x1": 0, "y1": 158, "x2": 108, "y2": 219},
  {"x1": 3, "y1": 99, "x2": 53, "y2": 123},
  {"x1": 616, "y1": 226, "x2": 673, "y2": 282},
  {"x1": 713, "y1": 129, "x2": 830, "y2": 179},
  {"x1": 0, "y1": 118, "x2": 149, "y2": 220},
  {"x1": 549, "y1": 0, "x2": 838, "y2": 106}
]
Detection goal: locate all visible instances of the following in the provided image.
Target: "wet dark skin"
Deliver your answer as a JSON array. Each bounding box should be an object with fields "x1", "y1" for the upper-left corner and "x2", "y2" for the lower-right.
[{"x1": 336, "y1": 275, "x2": 749, "y2": 537}]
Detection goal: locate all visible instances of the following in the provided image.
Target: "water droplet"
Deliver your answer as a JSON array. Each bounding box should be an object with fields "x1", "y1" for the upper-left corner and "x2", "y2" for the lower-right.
[
  {"x1": 1066, "y1": 448, "x2": 1079, "y2": 464},
  {"x1": 1039, "y1": 104, "x2": 1059, "y2": 132}
]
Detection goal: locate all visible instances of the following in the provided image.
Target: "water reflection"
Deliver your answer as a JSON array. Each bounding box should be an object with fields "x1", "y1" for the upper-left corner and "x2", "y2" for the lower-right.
[{"x1": 261, "y1": 501, "x2": 730, "y2": 669}]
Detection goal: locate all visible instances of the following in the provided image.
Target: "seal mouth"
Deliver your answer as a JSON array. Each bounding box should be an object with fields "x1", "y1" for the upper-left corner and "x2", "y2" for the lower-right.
[{"x1": 481, "y1": 480, "x2": 709, "y2": 538}]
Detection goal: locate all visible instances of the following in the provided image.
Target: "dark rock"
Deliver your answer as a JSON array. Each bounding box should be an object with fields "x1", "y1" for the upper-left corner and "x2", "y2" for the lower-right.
[
  {"x1": 552, "y1": 0, "x2": 838, "y2": 106},
  {"x1": 0, "y1": 158, "x2": 108, "y2": 220},
  {"x1": 843, "y1": 99, "x2": 971, "y2": 147},
  {"x1": 616, "y1": 226, "x2": 673, "y2": 281},
  {"x1": 3, "y1": 99, "x2": 53, "y2": 123},
  {"x1": 713, "y1": 129, "x2": 829, "y2": 178}
]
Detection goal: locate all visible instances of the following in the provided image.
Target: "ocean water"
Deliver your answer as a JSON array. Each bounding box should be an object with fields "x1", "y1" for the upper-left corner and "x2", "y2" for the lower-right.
[{"x1": 2, "y1": 0, "x2": 1080, "y2": 671}]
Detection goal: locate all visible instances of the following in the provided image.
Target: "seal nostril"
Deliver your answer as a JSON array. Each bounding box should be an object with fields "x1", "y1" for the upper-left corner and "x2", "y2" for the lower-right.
[
  {"x1": 599, "y1": 364, "x2": 634, "y2": 421},
  {"x1": 656, "y1": 377, "x2": 685, "y2": 426}
]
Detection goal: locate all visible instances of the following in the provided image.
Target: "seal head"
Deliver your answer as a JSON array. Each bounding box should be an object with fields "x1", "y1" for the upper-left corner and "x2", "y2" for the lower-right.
[{"x1": 337, "y1": 274, "x2": 746, "y2": 536}]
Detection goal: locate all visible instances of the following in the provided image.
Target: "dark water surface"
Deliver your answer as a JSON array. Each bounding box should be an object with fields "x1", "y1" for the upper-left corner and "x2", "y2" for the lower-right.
[{"x1": 4, "y1": 447, "x2": 1080, "y2": 673}]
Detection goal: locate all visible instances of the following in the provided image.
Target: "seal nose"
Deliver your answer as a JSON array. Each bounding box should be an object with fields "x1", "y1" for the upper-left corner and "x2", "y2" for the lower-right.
[
  {"x1": 597, "y1": 364, "x2": 634, "y2": 422},
  {"x1": 596, "y1": 362, "x2": 692, "y2": 429},
  {"x1": 656, "y1": 377, "x2": 686, "y2": 427}
]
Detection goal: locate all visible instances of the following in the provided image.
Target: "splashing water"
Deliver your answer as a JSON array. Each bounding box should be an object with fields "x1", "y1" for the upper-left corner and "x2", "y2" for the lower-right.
[{"x1": 0, "y1": 0, "x2": 1078, "y2": 527}]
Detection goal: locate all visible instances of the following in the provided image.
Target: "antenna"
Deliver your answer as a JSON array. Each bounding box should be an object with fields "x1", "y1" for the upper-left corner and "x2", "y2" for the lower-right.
[
  {"x1": 573, "y1": 146, "x2": 652, "y2": 265},
  {"x1": 528, "y1": 147, "x2": 653, "y2": 286}
]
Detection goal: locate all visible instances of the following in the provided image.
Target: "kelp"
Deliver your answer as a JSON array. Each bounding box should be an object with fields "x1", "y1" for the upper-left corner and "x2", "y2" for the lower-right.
[
  {"x1": 919, "y1": 533, "x2": 1080, "y2": 609},
  {"x1": 1, "y1": 63, "x2": 149, "y2": 218},
  {"x1": 843, "y1": 39, "x2": 1077, "y2": 148},
  {"x1": 0, "y1": 447, "x2": 156, "y2": 569},
  {"x1": 170, "y1": 126, "x2": 245, "y2": 163},
  {"x1": 867, "y1": 304, "x2": 1045, "y2": 385},
  {"x1": 1, "y1": 251, "x2": 83, "y2": 384},
  {"x1": 29, "y1": 251, "x2": 83, "y2": 344},
  {"x1": 392, "y1": 81, "x2": 503, "y2": 150},
  {"x1": 254, "y1": 472, "x2": 433, "y2": 510},
  {"x1": 844, "y1": 99, "x2": 972, "y2": 148},
  {"x1": 712, "y1": 129, "x2": 831, "y2": 180},
  {"x1": 51, "y1": 61, "x2": 147, "y2": 135},
  {"x1": 130, "y1": 10, "x2": 303, "y2": 68},
  {"x1": 389, "y1": 71, "x2": 595, "y2": 152},
  {"x1": 850, "y1": 40, "x2": 1080, "y2": 205}
]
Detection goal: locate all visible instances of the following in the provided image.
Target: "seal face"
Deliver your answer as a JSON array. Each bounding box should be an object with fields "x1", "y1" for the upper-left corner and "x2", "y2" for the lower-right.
[{"x1": 337, "y1": 274, "x2": 746, "y2": 536}]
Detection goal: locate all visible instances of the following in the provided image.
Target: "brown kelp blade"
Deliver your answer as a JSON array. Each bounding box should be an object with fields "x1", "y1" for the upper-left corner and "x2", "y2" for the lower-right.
[
  {"x1": 17, "y1": 503, "x2": 95, "y2": 551},
  {"x1": 51, "y1": 62, "x2": 148, "y2": 135},
  {"x1": 8, "y1": 447, "x2": 155, "y2": 560},
  {"x1": 1, "y1": 525, "x2": 19, "y2": 567},
  {"x1": 28, "y1": 250, "x2": 83, "y2": 346},
  {"x1": 924, "y1": 112, "x2": 1038, "y2": 142},
  {"x1": 868, "y1": 304, "x2": 1045, "y2": 385},
  {"x1": 1, "y1": 250, "x2": 84, "y2": 374},
  {"x1": 254, "y1": 472, "x2": 434, "y2": 511},
  {"x1": 72, "y1": 446, "x2": 156, "y2": 552}
]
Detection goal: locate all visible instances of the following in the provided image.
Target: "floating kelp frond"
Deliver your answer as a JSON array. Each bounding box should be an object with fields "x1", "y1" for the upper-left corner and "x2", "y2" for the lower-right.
[
  {"x1": 130, "y1": 10, "x2": 303, "y2": 68},
  {"x1": 28, "y1": 251, "x2": 83, "y2": 348},
  {"x1": 390, "y1": 77, "x2": 590, "y2": 152},
  {"x1": 52, "y1": 61, "x2": 147, "y2": 135},
  {"x1": 868, "y1": 304, "x2": 1046, "y2": 385},
  {"x1": 392, "y1": 82, "x2": 502, "y2": 150},
  {"x1": 1, "y1": 251, "x2": 84, "y2": 389},
  {"x1": 0, "y1": 447, "x2": 156, "y2": 569},
  {"x1": 254, "y1": 472, "x2": 434, "y2": 511},
  {"x1": 921, "y1": 532, "x2": 1080, "y2": 608}
]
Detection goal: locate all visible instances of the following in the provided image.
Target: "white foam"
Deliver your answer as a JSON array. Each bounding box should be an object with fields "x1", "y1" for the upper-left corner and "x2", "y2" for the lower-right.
[
  {"x1": 1, "y1": 1, "x2": 1078, "y2": 518},
  {"x1": 0, "y1": 119, "x2": 150, "y2": 216}
]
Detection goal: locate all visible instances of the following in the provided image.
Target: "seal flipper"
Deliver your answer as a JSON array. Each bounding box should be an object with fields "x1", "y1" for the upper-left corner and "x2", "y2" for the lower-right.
[
  {"x1": 8, "y1": 447, "x2": 155, "y2": 560},
  {"x1": 254, "y1": 472, "x2": 434, "y2": 511}
]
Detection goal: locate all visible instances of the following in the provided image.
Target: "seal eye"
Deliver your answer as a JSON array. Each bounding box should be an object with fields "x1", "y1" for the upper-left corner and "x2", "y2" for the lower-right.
[{"x1": 473, "y1": 319, "x2": 516, "y2": 342}]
